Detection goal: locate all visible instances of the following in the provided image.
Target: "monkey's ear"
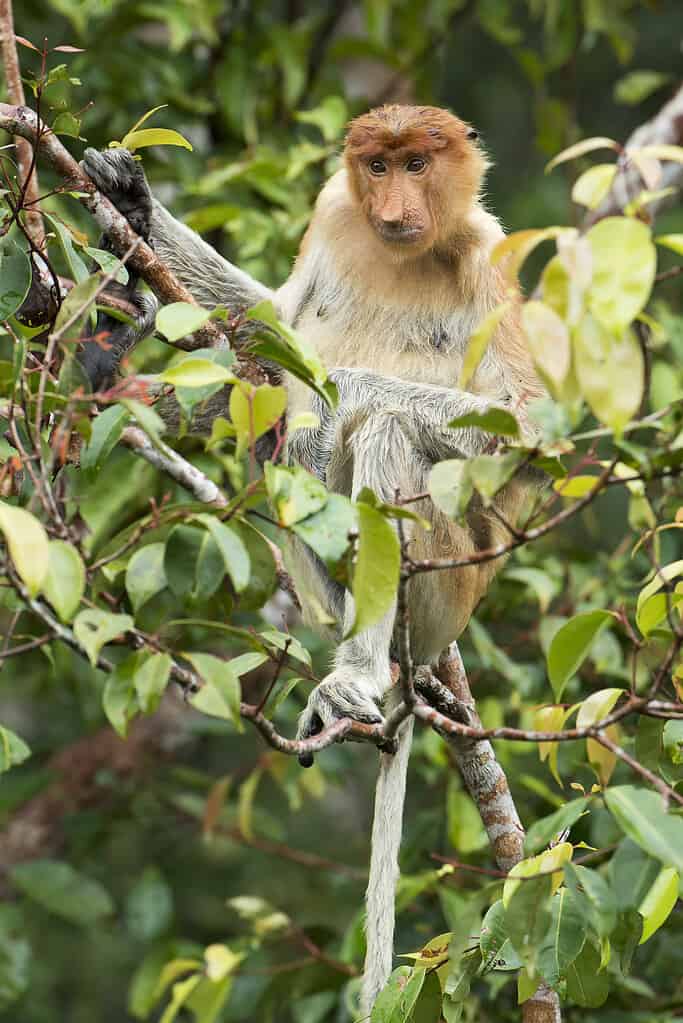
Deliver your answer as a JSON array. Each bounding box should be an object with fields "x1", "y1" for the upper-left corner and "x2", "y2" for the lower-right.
[{"x1": 466, "y1": 128, "x2": 479, "y2": 140}]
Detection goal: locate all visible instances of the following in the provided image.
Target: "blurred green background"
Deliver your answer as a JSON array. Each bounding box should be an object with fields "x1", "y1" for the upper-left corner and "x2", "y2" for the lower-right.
[{"x1": 2, "y1": 2, "x2": 682, "y2": 1021}]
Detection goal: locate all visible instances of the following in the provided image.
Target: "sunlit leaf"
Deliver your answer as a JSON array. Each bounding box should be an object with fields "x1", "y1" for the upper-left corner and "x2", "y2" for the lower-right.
[
  {"x1": 638, "y1": 866, "x2": 679, "y2": 943},
  {"x1": 585, "y1": 217, "x2": 656, "y2": 333},
  {"x1": 459, "y1": 301, "x2": 512, "y2": 387},
  {"x1": 120, "y1": 128, "x2": 193, "y2": 152},
  {"x1": 571, "y1": 164, "x2": 617, "y2": 209},
  {"x1": 43, "y1": 540, "x2": 85, "y2": 622},
  {"x1": 545, "y1": 136, "x2": 618, "y2": 172},
  {"x1": 0, "y1": 500, "x2": 49, "y2": 597},
  {"x1": 73, "y1": 609, "x2": 134, "y2": 666}
]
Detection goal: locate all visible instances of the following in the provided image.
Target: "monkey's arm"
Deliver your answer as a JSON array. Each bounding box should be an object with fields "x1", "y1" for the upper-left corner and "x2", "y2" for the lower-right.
[{"x1": 82, "y1": 149, "x2": 275, "y2": 312}]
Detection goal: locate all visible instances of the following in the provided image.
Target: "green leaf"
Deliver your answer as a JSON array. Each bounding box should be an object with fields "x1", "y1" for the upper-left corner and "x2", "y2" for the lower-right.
[
  {"x1": 125, "y1": 543, "x2": 167, "y2": 614},
  {"x1": 125, "y1": 867, "x2": 173, "y2": 942},
  {"x1": 0, "y1": 725, "x2": 31, "y2": 773},
  {"x1": 459, "y1": 301, "x2": 511, "y2": 388},
  {"x1": 159, "y1": 974, "x2": 200, "y2": 1023},
  {"x1": 370, "y1": 965, "x2": 412, "y2": 1023},
  {"x1": 0, "y1": 500, "x2": 49, "y2": 597},
  {"x1": 295, "y1": 96, "x2": 347, "y2": 142},
  {"x1": 156, "y1": 303, "x2": 212, "y2": 343},
  {"x1": 0, "y1": 906, "x2": 30, "y2": 1009},
  {"x1": 0, "y1": 240, "x2": 31, "y2": 318},
  {"x1": 121, "y1": 128, "x2": 193, "y2": 152},
  {"x1": 636, "y1": 560, "x2": 683, "y2": 620},
  {"x1": 134, "y1": 652, "x2": 172, "y2": 713},
  {"x1": 260, "y1": 628, "x2": 312, "y2": 668},
  {"x1": 564, "y1": 863, "x2": 617, "y2": 938},
  {"x1": 547, "y1": 610, "x2": 614, "y2": 699},
  {"x1": 52, "y1": 275, "x2": 102, "y2": 339},
  {"x1": 609, "y1": 839, "x2": 660, "y2": 910},
  {"x1": 291, "y1": 493, "x2": 356, "y2": 568},
  {"x1": 85, "y1": 246, "x2": 129, "y2": 284},
  {"x1": 552, "y1": 475, "x2": 602, "y2": 498},
  {"x1": 468, "y1": 451, "x2": 525, "y2": 506},
  {"x1": 573, "y1": 316, "x2": 644, "y2": 433},
  {"x1": 479, "y1": 899, "x2": 522, "y2": 972},
  {"x1": 565, "y1": 941, "x2": 609, "y2": 1007},
  {"x1": 161, "y1": 356, "x2": 232, "y2": 388},
  {"x1": 229, "y1": 520, "x2": 277, "y2": 610},
  {"x1": 103, "y1": 652, "x2": 141, "y2": 736},
  {"x1": 193, "y1": 515, "x2": 250, "y2": 592},
  {"x1": 504, "y1": 873, "x2": 554, "y2": 972},
  {"x1": 428, "y1": 460, "x2": 472, "y2": 520},
  {"x1": 120, "y1": 399, "x2": 166, "y2": 446},
  {"x1": 164, "y1": 526, "x2": 225, "y2": 603},
  {"x1": 42, "y1": 213, "x2": 89, "y2": 284},
  {"x1": 81, "y1": 404, "x2": 130, "y2": 474},
  {"x1": 73, "y1": 609, "x2": 134, "y2": 666},
  {"x1": 346, "y1": 502, "x2": 399, "y2": 639},
  {"x1": 265, "y1": 462, "x2": 328, "y2": 527},
  {"x1": 576, "y1": 687, "x2": 625, "y2": 730},
  {"x1": 248, "y1": 300, "x2": 336, "y2": 408},
  {"x1": 186, "y1": 653, "x2": 242, "y2": 730},
  {"x1": 447, "y1": 408, "x2": 519, "y2": 437},
  {"x1": 571, "y1": 164, "x2": 617, "y2": 209},
  {"x1": 505, "y1": 567, "x2": 558, "y2": 614},
  {"x1": 10, "y1": 860, "x2": 114, "y2": 924},
  {"x1": 525, "y1": 797, "x2": 591, "y2": 854},
  {"x1": 636, "y1": 591, "x2": 683, "y2": 636},
  {"x1": 639, "y1": 865, "x2": 678, "y2": 943},
  {"x1": 230, "y1": 383, "x2": 287, "y2": 454},
  {"x1": 605, "y1": 786, "x2": 683, "y2": 874},
  {"x1": 614, "y1": 70, "x2": 672, "y2": 104},
  {"x1": 537, "y1": 887, "x2": 586, "y2": 986},
  {"x1": 42, "y1": 540, "x2": 85, "y2": 622},
  {"x1": 585, "y1": 217, "x2": 656, "y2": 333}
]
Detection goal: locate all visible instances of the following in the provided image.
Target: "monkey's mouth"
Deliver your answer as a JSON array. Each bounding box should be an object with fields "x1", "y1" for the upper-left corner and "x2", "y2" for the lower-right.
[{"x1": 375, "y1": 223, "x2": 425, "y2": 244}]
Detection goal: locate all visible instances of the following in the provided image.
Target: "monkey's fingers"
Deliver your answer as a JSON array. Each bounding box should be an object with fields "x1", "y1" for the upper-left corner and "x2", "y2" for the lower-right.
[
  {"x1": 296, "y1": 676, "x2": 384, "y2": 768},
  {"x1": 82, "y1": 148, "x2": 154, "y2": 242}
]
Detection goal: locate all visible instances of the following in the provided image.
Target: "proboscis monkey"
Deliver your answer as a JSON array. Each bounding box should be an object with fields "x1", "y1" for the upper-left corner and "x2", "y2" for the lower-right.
[{"x1": 83, "y1": 104, "x2": 541, "y2": 1009}]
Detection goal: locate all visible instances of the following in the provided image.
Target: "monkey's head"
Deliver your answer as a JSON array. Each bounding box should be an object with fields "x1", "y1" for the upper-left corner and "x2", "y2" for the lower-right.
[{"x1": 344, "y1": 105, "x2": 487, "y2": 256}]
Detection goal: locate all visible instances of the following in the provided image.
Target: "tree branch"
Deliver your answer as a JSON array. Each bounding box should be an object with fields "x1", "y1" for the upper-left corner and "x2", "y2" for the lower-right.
[{"x1": 0, "y1": 2, "x2": 44, "y2": 247}]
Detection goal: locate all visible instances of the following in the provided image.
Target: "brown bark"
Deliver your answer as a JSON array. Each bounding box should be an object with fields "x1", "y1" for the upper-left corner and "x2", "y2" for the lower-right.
[
  {"x1": 436, "y1": 644, "x2": 562, "y2": 1023},
  {"x1": 0, "y1": 1, "x2": 45, "y2": 247}
]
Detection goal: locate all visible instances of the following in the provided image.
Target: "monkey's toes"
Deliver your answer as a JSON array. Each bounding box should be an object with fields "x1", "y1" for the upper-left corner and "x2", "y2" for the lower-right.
[{"x1": 296, "y1": 677, "x2": 383, "y2": 767}]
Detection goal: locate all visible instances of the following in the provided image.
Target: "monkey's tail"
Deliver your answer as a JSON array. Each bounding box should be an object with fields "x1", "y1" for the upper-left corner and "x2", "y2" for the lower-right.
[{"x1": 361, "y1": 714, "x2": 414, "y2": 1014}]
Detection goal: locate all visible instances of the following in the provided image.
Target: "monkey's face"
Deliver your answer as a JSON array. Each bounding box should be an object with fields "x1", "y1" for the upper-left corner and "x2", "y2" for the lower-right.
[
  {"x1": 359, "y1": 152, "x2": 438, "y2": 251},
  {"x1": 344, "y1": 105, "x2": 487, "y2": 257}
]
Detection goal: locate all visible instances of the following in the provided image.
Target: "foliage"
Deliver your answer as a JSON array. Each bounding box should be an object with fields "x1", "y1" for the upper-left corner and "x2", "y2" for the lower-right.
[{"x1": 1, "y1": 2, "x2": 682, "y2": 1022}]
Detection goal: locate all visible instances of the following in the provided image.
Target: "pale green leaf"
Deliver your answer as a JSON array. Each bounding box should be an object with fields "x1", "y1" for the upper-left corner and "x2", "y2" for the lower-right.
[
  {"x1": 121, "y1": 128, "x2": 193, "y2": 152},
  {"x1": 156, "y1": 303, "x2": 212, "y2": 343},
  {"x1": 0, "y1": 725, "x2": 31, "y2": 773},
  {"x1": 125, "y1": 543, "x2": 167, "y2": 613},
  {"x1": 573, "y1": 316, "x2": 644, "y2": 434},
  {"x1": 43, "y1": 540, "x2": 85, "y2": 621},
  {"x1": 604, "y1": 786, "x2": 683, "y2": 874},
  {"x1": 186, "y1": 653, "x2": 243, "y2": 731},
  {"x1": 73, "y1": 609, "x2": 134, "y2": 666},
  {"x1": 585, "y1": 217, "x2": 656, "y2": 333},
  {"x1": 545, "y1": 136, "x2": 618, "y2": 172},
  {"x1": 571, "y1": 164, "x2": 617, "y2": 209},
  {"x1": 0, "y1": 500, "x2": 49, "y2": 597},
  {"x1": 459, "y1": 301, "x2": 511, "y2": 387},
  {"x1": 521, "y1": 300, "x2": 571, "y2": 396},
  {"x1": 638, "y1": 866, "x2": 679, "y2": 943}
]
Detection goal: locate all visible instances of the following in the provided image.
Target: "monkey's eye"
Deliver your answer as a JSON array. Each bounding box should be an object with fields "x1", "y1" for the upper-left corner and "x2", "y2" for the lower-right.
[
  {"x1": 405, "y1": 156, "x2": 427, "y2": 173},
  {"x1": 467, "y1": 129, "x2": 479, "y2": 140},
  {"x1": 368, "y1": 158, "x2": 387, "y2": 175}
]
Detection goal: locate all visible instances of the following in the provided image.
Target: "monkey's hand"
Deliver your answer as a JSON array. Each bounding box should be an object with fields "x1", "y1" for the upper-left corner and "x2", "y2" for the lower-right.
[
  {"x1": 296, "y1": 670, "x2": 384, "y2": 767},
  {"x1": 82, "y1": 148, "x2": 153, "y2": 243},
  {"x1": 78, "y1": 284, "x2": 158, "y2": 391}
]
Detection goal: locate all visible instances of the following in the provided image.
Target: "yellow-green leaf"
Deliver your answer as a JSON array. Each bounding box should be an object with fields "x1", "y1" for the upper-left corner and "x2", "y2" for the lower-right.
[
  {"x1": 571, "y1": 164, "x2": 617, "y2": 209},
  {"x1": 636, "y1": 144, "x2": 683, "y2": 164},
  {"x1": 521, "y1": 300, "x2": 570, "y2": 396},
  {"x1": 655, "y1": 234, "x2": 683, "y2": 256},
  {"x1": 491, "y1": 228, "x2": 567, "y2": 282},
  {"x1": 638, "y1": 866, "x2": 679, "y2": 943},
  {"x1": 553, "y1": 475, "x2": 602, "y2": 499},
  {"x1": 585, "y1": 217, "x2": 656, "y2": 333},
  {"x1": 0, "y1": 500, "x2": 49, "y2": 597},
  {"x1": 573, "y1": 315, "x2": 644, "y2": 434},
  {"x1": 545, "y1": 137, "x2": 618, "y2": 172},
  {"x1": 458, "y1": 301, "x2": 511, "y2": 388},
  {"x1": 121, "y1": 128, "x2": 193, "y2": 152}
]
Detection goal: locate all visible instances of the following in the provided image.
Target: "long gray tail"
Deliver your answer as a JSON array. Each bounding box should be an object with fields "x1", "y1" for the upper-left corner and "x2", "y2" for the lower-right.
[{"x1": 361, "y1": 715, "x2": 414, "y2": 1014}]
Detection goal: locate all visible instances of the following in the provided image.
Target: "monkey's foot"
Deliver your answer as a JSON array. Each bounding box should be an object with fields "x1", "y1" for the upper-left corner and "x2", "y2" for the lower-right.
[
  {"x1": 296, "y1": 674, "x2": 384, "y2": 768},
  {"x1": 81, "y1": 148, "x2": 153, "y2": 241}
]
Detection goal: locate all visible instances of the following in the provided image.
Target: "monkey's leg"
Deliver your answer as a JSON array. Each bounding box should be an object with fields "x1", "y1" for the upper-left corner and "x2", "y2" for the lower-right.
[
  {"x1": 82, "y1": 149, "x2": 275, "y2": 313},
  {"x1": 296, "y1": 412, "x2": 418, "y2": 754}
]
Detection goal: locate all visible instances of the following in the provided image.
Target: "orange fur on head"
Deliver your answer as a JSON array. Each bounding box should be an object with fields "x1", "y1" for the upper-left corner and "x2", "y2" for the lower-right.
[{"x1": 344, "y1": 105, "x2": 488, "y2": 250}]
